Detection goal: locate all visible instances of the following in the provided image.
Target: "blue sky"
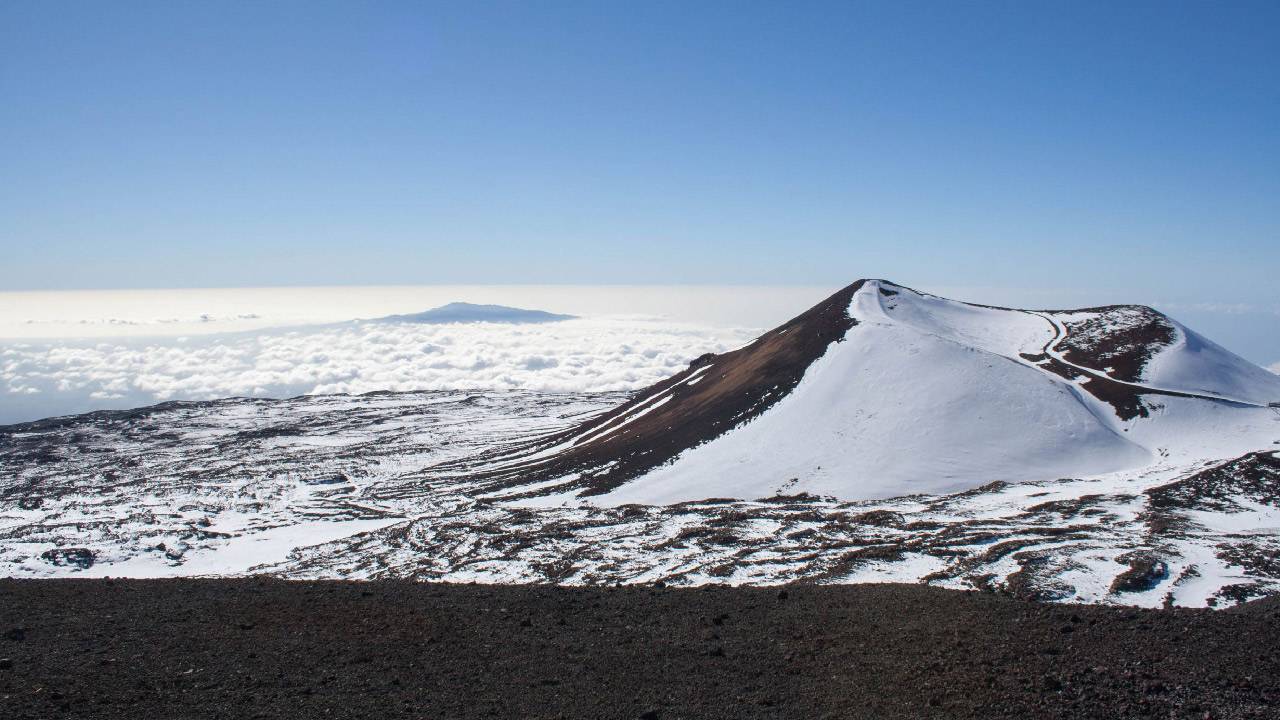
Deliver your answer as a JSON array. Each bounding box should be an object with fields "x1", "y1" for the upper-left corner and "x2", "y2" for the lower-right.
[{"x1": 2, "y1": 1, "x2": 1278, "y2": 303}]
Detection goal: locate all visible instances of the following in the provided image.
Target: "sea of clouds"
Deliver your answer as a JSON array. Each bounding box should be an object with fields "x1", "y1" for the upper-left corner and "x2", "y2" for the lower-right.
[
  {"x1": 4, "y1": 284, "x2": 1278, "y2": 426},
  {"x1": 0, "y1": 317, "x2": 756, "y2": 425}
]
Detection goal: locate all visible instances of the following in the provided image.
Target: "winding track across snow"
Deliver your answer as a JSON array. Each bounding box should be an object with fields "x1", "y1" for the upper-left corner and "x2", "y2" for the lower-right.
[{"x1": 1028, "y1": 310, "x2": 1268, "y2": 408}]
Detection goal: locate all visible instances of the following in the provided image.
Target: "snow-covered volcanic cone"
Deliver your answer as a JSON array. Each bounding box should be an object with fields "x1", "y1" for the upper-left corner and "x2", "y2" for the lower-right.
[{"x1": 463, "y1": 280, "x2": 1280, "y2": 505}]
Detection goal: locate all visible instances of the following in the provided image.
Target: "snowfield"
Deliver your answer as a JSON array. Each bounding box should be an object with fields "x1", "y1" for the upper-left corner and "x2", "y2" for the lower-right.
[{"x1": 597, "y1": 285, "x2": 1151, "y2": 504}]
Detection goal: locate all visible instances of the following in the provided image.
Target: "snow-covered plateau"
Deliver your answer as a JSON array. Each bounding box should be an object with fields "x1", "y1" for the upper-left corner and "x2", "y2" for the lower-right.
[{"x1": 3, "y1": 280, "x2": 1280, "y2": 608}]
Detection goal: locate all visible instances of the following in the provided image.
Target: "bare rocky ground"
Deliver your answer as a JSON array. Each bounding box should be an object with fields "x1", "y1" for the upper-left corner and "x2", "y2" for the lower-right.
[{"x1": 2, "y1": 579, "x2": 1278, "y2": 719}]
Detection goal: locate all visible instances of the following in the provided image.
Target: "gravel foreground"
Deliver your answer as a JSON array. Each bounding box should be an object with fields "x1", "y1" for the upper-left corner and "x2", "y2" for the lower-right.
[{"x1": 1, "y1": 579, "x2": 1278, "y2": 719}]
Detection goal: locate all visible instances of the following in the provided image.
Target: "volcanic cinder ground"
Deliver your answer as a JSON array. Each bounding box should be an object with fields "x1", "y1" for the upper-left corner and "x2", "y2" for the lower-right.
[{"x1": 3, "y1": 579, "x2": 1280, "y2": 720}]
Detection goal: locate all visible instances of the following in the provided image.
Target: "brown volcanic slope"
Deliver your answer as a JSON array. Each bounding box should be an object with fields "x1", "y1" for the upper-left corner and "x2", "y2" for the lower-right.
[
  {"x1": 1051, "y1": 305, "x2": 1178, "y2": 383},
  {"x1": 446, "y1": 280, "x2": 866, "y2": 497}
]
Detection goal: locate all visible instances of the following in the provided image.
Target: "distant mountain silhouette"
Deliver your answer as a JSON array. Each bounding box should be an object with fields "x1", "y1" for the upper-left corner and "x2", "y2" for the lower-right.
[{"x1": 376, "y1": 302, "x2": 576, "y2": 325}]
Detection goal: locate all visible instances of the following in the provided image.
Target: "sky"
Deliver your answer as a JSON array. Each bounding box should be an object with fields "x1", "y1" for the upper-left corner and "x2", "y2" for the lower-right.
[{"x1": 1, "y1": 1, "x2": 1277, "y2": 299}]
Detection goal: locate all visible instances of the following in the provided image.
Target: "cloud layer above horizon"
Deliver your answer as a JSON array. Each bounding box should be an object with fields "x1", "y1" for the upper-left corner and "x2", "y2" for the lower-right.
[{"x1": 0, "y1": 318, "x2": 757, "y2": 424}]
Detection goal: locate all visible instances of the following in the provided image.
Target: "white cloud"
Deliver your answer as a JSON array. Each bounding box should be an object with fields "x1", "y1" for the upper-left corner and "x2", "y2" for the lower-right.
[
  {"x1": 0, "y1": 318, "x2": 756, "y2": 424},
  {"x1": 1270, "y1": 361, "x2": 1280, "y2": 375}
]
